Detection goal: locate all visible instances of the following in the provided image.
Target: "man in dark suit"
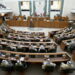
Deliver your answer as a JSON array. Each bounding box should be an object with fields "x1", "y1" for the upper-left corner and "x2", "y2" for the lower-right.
[{"x1": 68, "y1": 43, "x2": 75, "y2": 53}]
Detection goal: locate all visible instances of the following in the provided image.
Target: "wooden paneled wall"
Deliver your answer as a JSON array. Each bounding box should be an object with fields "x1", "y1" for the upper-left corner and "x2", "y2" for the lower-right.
[
  {"x1": 54, "y1": 16, "x2": 69, "y2": 21},
  {"x1": 6, "y1": 20, "x2": 28, "y2": 27},
  {"x1": 30, "y1": 20, "x2": 68, "y2": 28},
  {"x1": 6, "y1": 16, "x2": 69, "y2": 28}
]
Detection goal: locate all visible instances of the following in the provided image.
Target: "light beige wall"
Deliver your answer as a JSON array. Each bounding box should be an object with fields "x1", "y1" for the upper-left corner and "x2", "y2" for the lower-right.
[
  {"x1": 4, "y1": 0, "x2": 19, "y2": 16},
  {"x1": 1, "y1": 0, "x2": 75, "y2": 19},
  {"x1": 62, "y1": 0, "x2": 75, "y2": 20}
]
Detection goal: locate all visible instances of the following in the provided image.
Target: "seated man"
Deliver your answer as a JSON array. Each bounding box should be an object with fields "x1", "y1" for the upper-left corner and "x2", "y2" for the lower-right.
[
  {"x1": 17, "y1": 43, "x2": 25, "y2": 52},
  {"x1": 1, "y1": 59, "x2": 14, "y2": 72},
  {"x1": 1, "y1": 41, "x2": 7, "y2": 49},
  {"x1": 24, "y1": 36, "x2": 30, "y2": 42},
  {"x1": 33, "y1": 36, "x2": 40, "y2": 42},
  {"x1": 7, "y1": 34, "x2": 13, "y2": 39},
  {"x1": 42, "y1": 58, "x2": 56, "y2": 72},
  {"x1": 39, "y1": 44, "x2": 46, "y2": 53},
  {"x1": 64, "y1": 27, "x2": 72, "y2": 33},
  {"x1": 29, "y1": 45, "x2": 37, "y2": 53},
  {"x1": 16, "y1": 35, "x2": 22, "y2": 41},
  {"x1": 7, "y1": 43, "x2": 17, "y2": 51},
  {"x1": 15, "y1": 60, "x2": 27, "y2": 72},
  {"x1": 67, "y1": 43, "x2": 75, "y2": 53},
  {"x1": 60, "y1": 61, "x2": 75, "y2": 74},
  {"x1": 43, "y1": 37, "x2": 51, "y2": 42},
  {"x1": 47, "y1": 44, "x2": 57, "y2": 53}
]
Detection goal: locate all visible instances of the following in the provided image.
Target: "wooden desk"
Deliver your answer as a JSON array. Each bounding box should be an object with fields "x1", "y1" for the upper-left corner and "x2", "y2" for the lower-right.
[
  {"x1": 9, "y1": 32, "x2": 45, "y2": 37},
  {"x1": 49, "y1": 29, "x2": 75, "y2": 39},
  {"x1": 52, "y1": 30, "x2": 75, "y2": 44},
  {"x1": 60, "y1": 38, "x2": 75, "y2": 51},
  {"x1": 0, "y1": 57, "x2": 69, "y2": 63},
  {"x1": 0, "y1": 38, "x2": 52, "y2": 44},
  {"x1": 0, "y1": 38, "x2": 56, "y2": 52},
  {"x1": 0, "y1": 50, "x2": 70, "y2": 63}
]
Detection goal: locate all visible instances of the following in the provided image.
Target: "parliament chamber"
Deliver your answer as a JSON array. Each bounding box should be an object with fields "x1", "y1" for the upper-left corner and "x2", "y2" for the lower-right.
[{"x1": 0, "y1": 0, "x2": 75, "y2": 75}]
